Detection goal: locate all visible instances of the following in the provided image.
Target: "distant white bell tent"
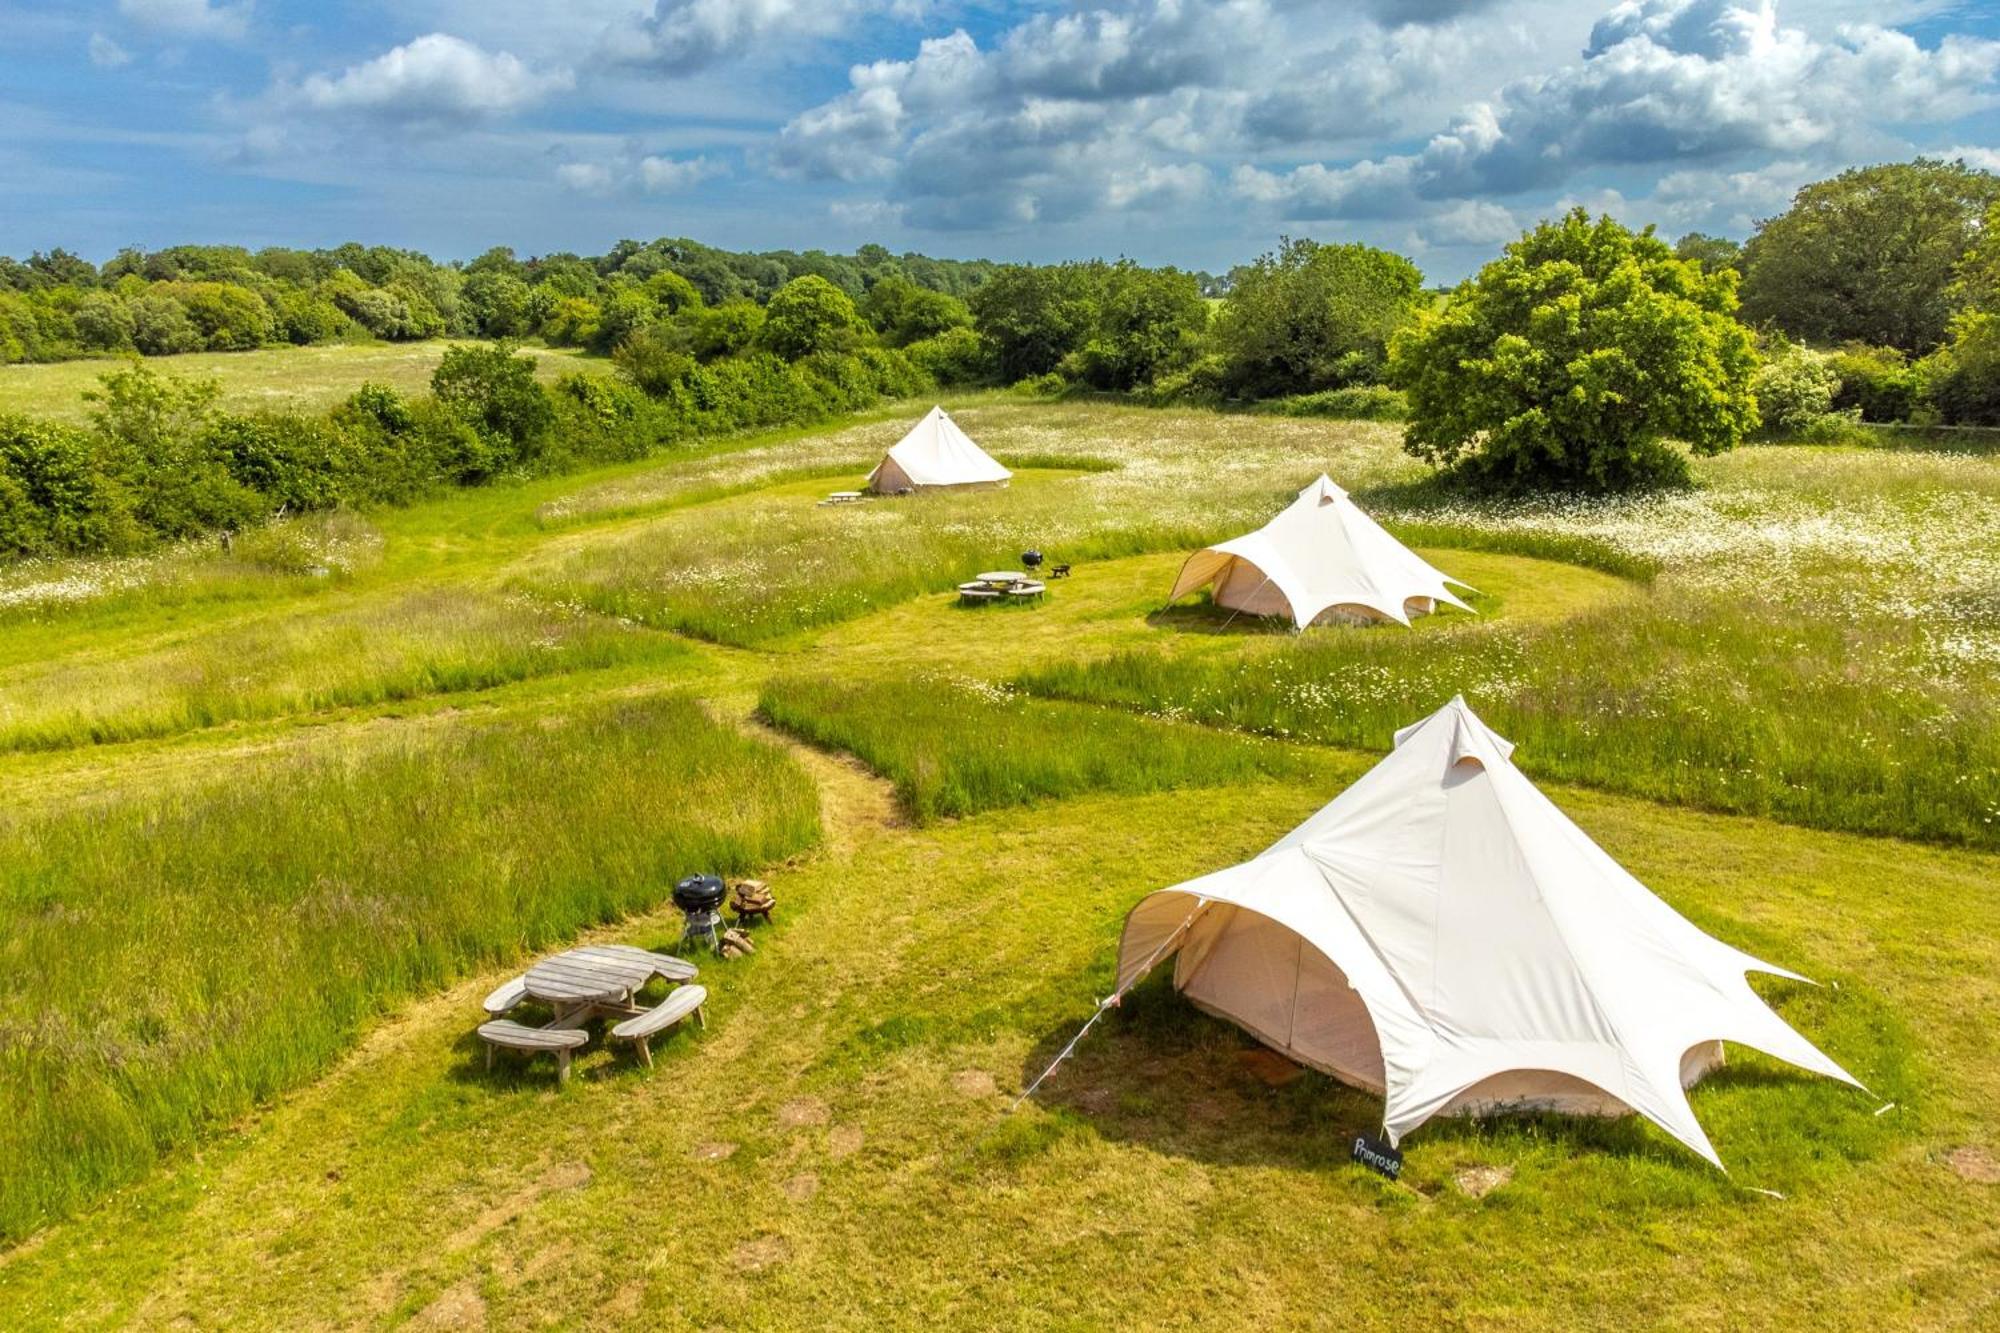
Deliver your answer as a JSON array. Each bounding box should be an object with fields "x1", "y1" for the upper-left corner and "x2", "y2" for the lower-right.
[
  {"x1": 1171, "y1": 474, "x2": 1474, "y2": 627},
  {"x1": 1113, "y1": 697, "x2": 1863, "y2": 1166},
  {"x1": 866, "y1": 406, "x2": 1012, "y2": 493}
]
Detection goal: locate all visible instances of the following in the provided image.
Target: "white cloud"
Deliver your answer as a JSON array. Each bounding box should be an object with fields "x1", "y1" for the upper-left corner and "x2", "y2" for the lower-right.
[
  {"x1": 1234, "y1": 1, "x2": 2000, "y2": 219},
  {"x1": 116, "y1": 0, "x2": 250, "y2": 40},
  {"x1": 1940, "y1": 143, "x2": 2000, "y2": 173},
  {"x1": 88, "y1": 33, "x2": 133, "y2": 68},
  {"x1": 555, "y1": 161, "x2": 618, "y2": 193},
  {"x1": 557, "y1": 151, "x2": 726, "y2": 194},
  {"x1": 603, "y1": 0, "x2": 925, "y2": 73},
  {"x1": 288, "y1": 34, "x2": 573, "y2": 125}
]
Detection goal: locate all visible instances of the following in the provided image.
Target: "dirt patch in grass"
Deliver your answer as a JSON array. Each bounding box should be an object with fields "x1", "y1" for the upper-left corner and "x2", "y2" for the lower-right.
[
  {"x1": 411, "y1": 1277, "x2": 488, "y2": 1330},
  {"x1": 952, "y1": 1070, "x2": 999, "y2": 1098},
  {"x1": 778, "y1": 1096, "x2": 831, "y2": 1128},
  {"x1": 1944, "y1": 1146, "x2": 1999, "y2": 1184},
  {"x1": 1455, "y1": 1166, "x2": 1515, "y2": 1199},
  {"x1": 781, "y1": 1173, "x2": 820, "y2": 1203},
  {"x1": 732, "y1": 1234, "x2": 791, "y2": 1273},
  {"x1": 826, "y1": 1125, "x2": 864, "y2": 1159},
  {"x1": 693, "y1": 1141, "x2": 738, "y2": 1162}
]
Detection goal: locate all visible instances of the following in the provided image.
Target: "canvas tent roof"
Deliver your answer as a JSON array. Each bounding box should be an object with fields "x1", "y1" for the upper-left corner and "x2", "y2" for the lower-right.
[
  {"x1": 866, "y1": 407, "x2": 1012, "y2": 491},
  {"x1": 1170, "y1": 474, "x2": 1473, "y2": 627},
  {"x1": 1114, "y1": 697, "x2": 1862, "y2": 1166}
]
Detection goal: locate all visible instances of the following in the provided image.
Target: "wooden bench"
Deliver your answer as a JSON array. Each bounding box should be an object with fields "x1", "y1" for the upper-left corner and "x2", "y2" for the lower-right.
[
  {"x1": 958, "y1": 586, "x2": 1001, "y2": 603},
  {"x1": 478, "y1": 1020, "x2": 590, "y2": 1084},
  {"x1": 1050, "y1": 564, "x2": 1071, "y2": 579},
  {"x1": 610, "y1": 985, "x2": 708, "y2": 1067},
  {"x1": 481, "y1": 975, "x2": 529, "y2": 1018}
]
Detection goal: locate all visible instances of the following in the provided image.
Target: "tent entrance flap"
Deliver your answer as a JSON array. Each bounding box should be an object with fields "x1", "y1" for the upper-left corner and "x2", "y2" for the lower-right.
[{"x1": 1175, "y1": 904, "x2": 1389, "y2": 1095}]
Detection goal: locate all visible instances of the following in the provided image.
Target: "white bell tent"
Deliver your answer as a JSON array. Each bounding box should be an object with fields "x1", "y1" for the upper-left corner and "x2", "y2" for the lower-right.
[
  {"x1": 1170, "y1": 475, "x2": 1473, "y2": 627},
  {"x1": 866, "y1": 407, "x2": 1012, "y2": 493},
  {"x1": 1113, "y1": 697, "x2": 1862, "y2": 1166}
]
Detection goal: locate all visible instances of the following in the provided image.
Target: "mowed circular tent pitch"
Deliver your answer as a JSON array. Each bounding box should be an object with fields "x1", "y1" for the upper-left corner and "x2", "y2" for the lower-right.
[
  {"x1": 1113, "y1": 697, "x2": 1865, "y2": 1167},
  {"x1": 1170, "y1": 475, "x2": 1474, "y2": 627}
]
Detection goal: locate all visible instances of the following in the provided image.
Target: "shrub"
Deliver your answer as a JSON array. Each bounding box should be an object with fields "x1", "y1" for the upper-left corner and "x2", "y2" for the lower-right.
[
  {"x1": 0, "y1": 415, "x2": 142, "y2": 555},
  {"x1": 128, "y1": 294, "x2": 202, "y2": 355},
  {"x1": 168, "y1": 281, "x2": 273, "y2": 350},
  {"x1": 1753, "y1": 344, "x2": 1841, "y2": 434},
  {"x1": 1389, "y1": 209, "x2": 1758, "y2": 490},
  {"x1": 1213, "y1": 238, "x2": 1425, "y2": 398},
  {"x1": 539, "y1": 296, "x2": 602, "y2": 348},
  {"x1": 273, "y1": 289, "x2": 351, "y2": 345},
  {"x1": 853, "y1": 345, "x2": 933, "y2": 400},
  {"x1": 548, "y1": 373, "x2": 657, "y2": 467},
  {"x1": 861, "y1": 276, "x2": 971, "y2": 347},
  {"x1": 206, "y1": 412, "x2": 360, "y2": 512},
  {"x1": 613, "y1": 324, "x2": 697, "y2": 396},
  {"x1": 1254, "y1": 385, "x2": 1409, "y2": 421},
  {"x1": 969, "y1": 265, "x2": 1100, "y2": 381},
  {"x1": 1918, "y1": 311, "x2": 2000, "y2": 425},
  {"x1": 431, "y1": 342, "x2": 554, "y2": 476},
  {"x1": 71, "y1": 293, "x2": 135, "y2": 352},
  {"x1": 684, "y1": 301, "x2": 765, "y2": 360},
  {"x1": 1826, "y1": 344, "x2": 1921, "y2": 422},
  {"x1": 903, "y1": 326, "x2": 991, "y2": 386},
  {"x1": 1140, "y1": 353, "x2": 1229, "y2": 406}
]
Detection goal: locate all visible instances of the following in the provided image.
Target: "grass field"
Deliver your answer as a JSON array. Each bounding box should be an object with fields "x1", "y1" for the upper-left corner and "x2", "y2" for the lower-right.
[
  {"x1": 0, "y1": 341, "x2": 582, "y2": 423},
  {"x1": 0, "y1": 394, "x2": 1995, "y2": 1327}
]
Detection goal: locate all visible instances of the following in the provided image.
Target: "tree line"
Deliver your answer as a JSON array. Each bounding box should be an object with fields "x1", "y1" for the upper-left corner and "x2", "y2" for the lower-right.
[{"x1": 5, "y1": 155, "x2": 2000, "y2": 558}]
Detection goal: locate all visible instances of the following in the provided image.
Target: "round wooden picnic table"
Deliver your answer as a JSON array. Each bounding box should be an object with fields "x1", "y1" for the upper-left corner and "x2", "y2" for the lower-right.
[
  {"x1": 975, "y1": 571, "x2": 1026, "y2": 585},
  {"x1": 524, "y1": 944, "x2": 696, "y2": 1020}
]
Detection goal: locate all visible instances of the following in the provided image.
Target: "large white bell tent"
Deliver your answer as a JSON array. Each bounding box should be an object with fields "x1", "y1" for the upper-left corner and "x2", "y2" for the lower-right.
[
  {"x1": 866, "y1": 407, "x2": 1012, "y2": 493},
  {"x1": 1112, "y1": 697, "x2": 1862, "y2": 1166},
  {"x1": 1170, "y1": 475, "x2": 1473, "y2": 628}
]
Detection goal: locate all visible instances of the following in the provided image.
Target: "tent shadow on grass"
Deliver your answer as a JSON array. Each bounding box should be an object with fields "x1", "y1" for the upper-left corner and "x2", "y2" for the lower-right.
[
  {"x1": 1143, "y1": 599, "x2": 1298, "y2": 637},
  {"x1": 1008, "y1": 973, "x2": 1892, "y2": 1176}
]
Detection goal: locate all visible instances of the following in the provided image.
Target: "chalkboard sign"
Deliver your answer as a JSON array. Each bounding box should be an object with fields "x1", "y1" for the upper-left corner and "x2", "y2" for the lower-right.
[{"x1": 1351, "y1": 1133, "x2": 1404, "y2": 1180}]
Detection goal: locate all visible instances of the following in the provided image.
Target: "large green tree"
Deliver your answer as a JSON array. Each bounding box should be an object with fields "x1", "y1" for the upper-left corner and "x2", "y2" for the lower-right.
[
  {"x1": 1389, "y1": 209, "x2": 1759, "y2": 491},
  {"x1": 756, "y1": 275, "x2": 865, "y2": 361},
  {"x1": 1211, "y1": 238, "x2": 1425, "y2": 398},
  {"x1": 968, "y1": 264, "x2": 1102, "y2": 382},
  {"x1": 1738, "y1": 158, "x2": 2000, "y2": 353}
]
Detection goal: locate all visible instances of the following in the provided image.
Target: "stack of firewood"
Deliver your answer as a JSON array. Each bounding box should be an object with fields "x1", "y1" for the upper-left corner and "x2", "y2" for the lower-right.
[
  {"x1": 720, "y1": 927, "x2": 756, "y2": 959},
  {"x1": 731, "y1": 879, "x2": 775, "y2": 925}
]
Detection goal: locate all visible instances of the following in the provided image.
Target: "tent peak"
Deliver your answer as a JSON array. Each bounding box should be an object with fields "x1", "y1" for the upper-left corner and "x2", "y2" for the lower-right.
[{"x1": 1392, "y1": 695, "x2": 1516, "y2": 764}]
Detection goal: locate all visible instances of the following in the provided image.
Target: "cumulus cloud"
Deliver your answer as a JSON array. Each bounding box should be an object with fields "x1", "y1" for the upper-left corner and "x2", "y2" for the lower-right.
[
  {"x1": 1235, "y1": 0, "x2": 2000, "y2": 218},
  {"x1": 88, "y1": 34, "x2": 134, "y2": 68},
  {"x1": 774, "y1": 2, "x2": 1281, "y2": 227},
  {"x1": 287, "y1": 34, "x2": 573, "y2": 125},
  {"x1": 603, "y1": 0, "x2": 925, "y2": 73},
  {"x1": 117, "y1": 0, "x2": 250, "y2": 40},
  {"x1": 558, "y1": 151, "x2": 726, "y2": 195}
]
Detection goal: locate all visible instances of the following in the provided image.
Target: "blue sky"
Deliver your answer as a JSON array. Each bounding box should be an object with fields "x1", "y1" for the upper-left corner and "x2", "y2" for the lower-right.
[{"x1": 2, "y1": 0, "x2": 1996, "y2": 281}]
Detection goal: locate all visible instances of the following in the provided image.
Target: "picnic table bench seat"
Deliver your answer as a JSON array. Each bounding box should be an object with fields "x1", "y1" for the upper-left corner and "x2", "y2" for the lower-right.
[
  {"x1": 481, "y1": 975, "x2": 529, "y2": 1017},
  {"x1": 611, "y1": 984, "x2": 708, "y2": 1067},
  {"x1": 479, "y1": 1020, "x2": 590, "y2": 1083}
]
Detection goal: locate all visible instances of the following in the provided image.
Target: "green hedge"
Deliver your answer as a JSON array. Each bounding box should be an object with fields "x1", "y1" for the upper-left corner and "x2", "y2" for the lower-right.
[{"x1": 0, "y1": 342, "x2": 934, "y2": 560}]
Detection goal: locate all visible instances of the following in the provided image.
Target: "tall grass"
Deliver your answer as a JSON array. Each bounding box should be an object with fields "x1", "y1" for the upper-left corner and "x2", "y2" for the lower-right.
[
  {"x1": 0, "y1": 510, "x2": 384, "y2": 627},
  {"x1": 1019, "y1": 591, "x2": 2000, "y2": 847},
  {"x1": 759, "y1": 673, "x2": 1318, "y2": 821},
  {"x1": 0, "y1": 696, "x2": 820, "y2": 1240},
  {"x1": 0, "y1": 587, "x2": 686, "y2": 752}
]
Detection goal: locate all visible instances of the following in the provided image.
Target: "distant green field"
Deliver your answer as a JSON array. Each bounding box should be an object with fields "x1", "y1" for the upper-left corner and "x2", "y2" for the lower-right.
[
  {"x1": 1, "y1": 396, "x2": 1996, "y2": 1327},
  {"x1": 0, "y1": 340, "x2": 583, "y2": 422}
]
